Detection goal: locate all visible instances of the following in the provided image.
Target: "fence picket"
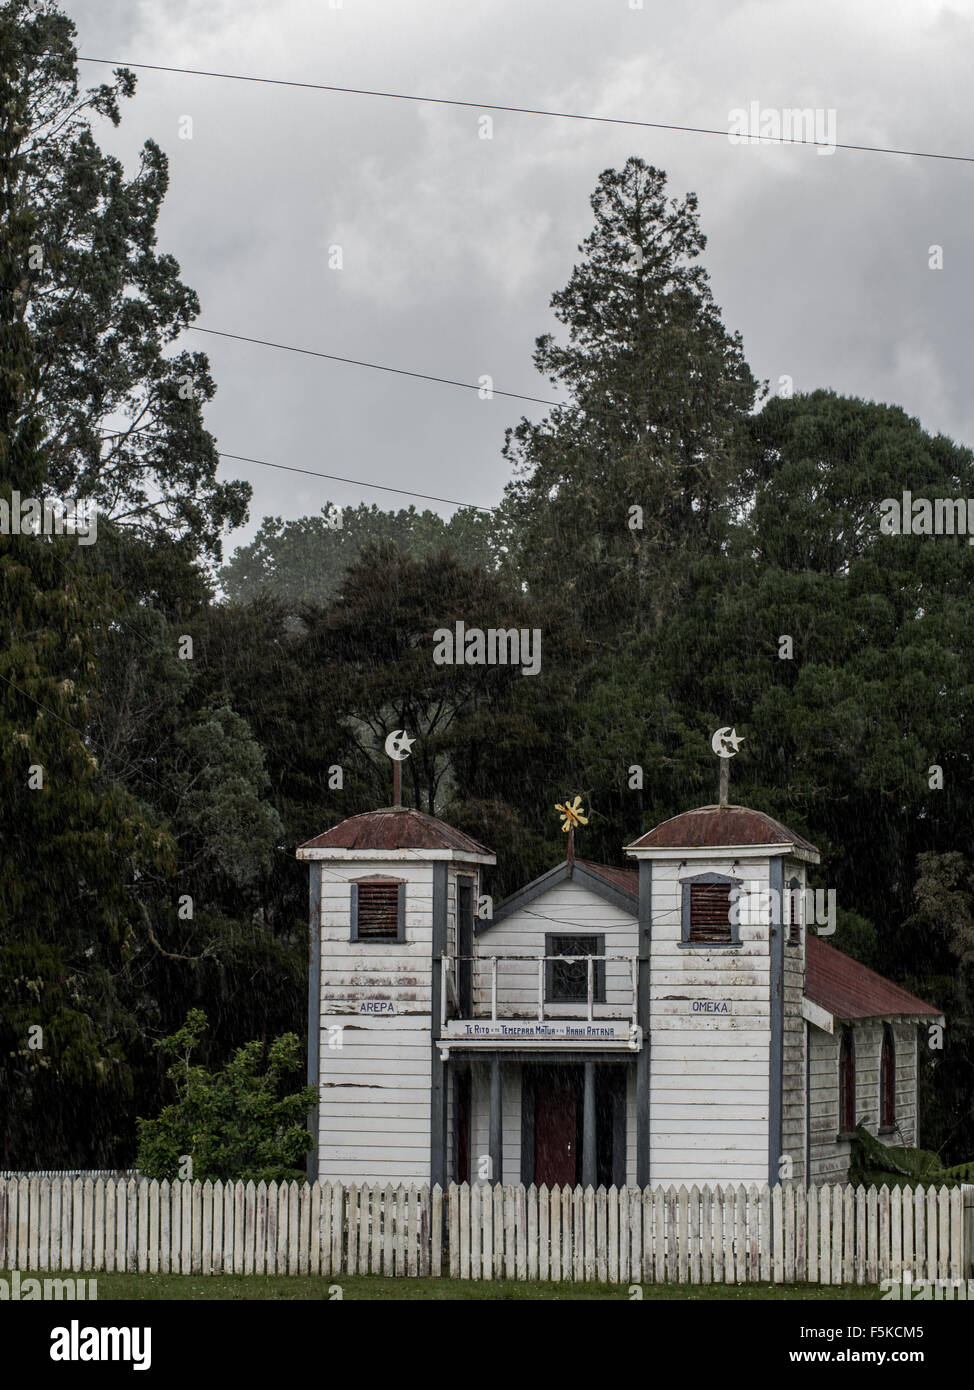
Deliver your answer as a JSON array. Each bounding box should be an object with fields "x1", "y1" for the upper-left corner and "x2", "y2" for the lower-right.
[
  {"x1": 866, "y1": 1185, "x2": 879, "y2": 1285},
  {"x1": 784, "y1": 1185, "x2": 795, "y2": 1285},
  {"x1": 938, "y1": 1187, "x2": 950, "y2": 1283},
  {"x1": 712, "y1": 1186, "x2": 724, "y2": 1284},
  {"x1": 308, "y1": 1182, "x2": 320, "y2": 1277},
  {"x1": 550, "y1": 1184, "x2": 561, "y2": 1284},
  {"x1": 700, "y1": 1186, "x2": 712, "y2": 1286},
  {"x1": 380, "y1": 1183, "x2": 392, "y2": 1279},
  {"x1": 618, "y1": 1186, "x2": 629, "y2": 1286},
  {"x1": 572, "y1": 1186, "x2": 584, "y2": 1282},
  {"x1": 949, "y1": 1187, "x2": 962, "y2": 1282},
  {"x1": 748, "y1": 1185, "x2": 761, "y2": 1284},
  {"x1": 39, "y1": 1177, "x2": 52, "y2": 1273},
  {"x1": 486, "y1": 1182, "x2": 497, "y2": 1281},
  {"x1": 1, "y1": 1175, "x2": 965, "y2": 1288},
  {"x1": 677, "y1": 1186, "x2": 688, "y2": 1285},
  {"x1": 430, "y1": 1184, "x2": 441, "y2": 1279},
  {"x1": 819, "y1": 1185, "x2": 830, "y2": 1286},
  {"x1": 807, "y1": 1184, "x2": 818, "y2": 1283},
  {"x1": 299, "y1": 1182, "x2": 311, "y2": 1277},
  {"x1": 772, "y1": 1184, "x2": 784, "y2": 1285},
  {"x1": 925, "y1": 1185, "x2": 938, "y2": 1283},
  {"x1": 539, "y1": 1184, "x2": 550, "y2": 1283},
  {"x1": 18, "y1": 1177, "x2": 29, "y2": 1270},
  {"x1": 527, "y1": 1184, "x2": 539, "y2": 1282},
  {"x1": 902, "y1": 1183, "x2": 914, "y2": 1282},
  {"x1": 833, "y1": 1189, "x2": 850, "y2": 1284},
  {"x1": 212, "y1": 1181, "x2": 224, "y2": 1275},
  {"x1": 665, "y1": 1186, "x2": 677, "y2": 1284},
  {"x1": 596, "y1": 1186, "x2": 608, "y2": 1284},
  {"x1": 631, "y1": 1188, "x2": 644, "y2": 1286},
  {"x1": 831, "y1": 1182, "x2": 842, "y2": 1285},
  {"x1": 731, "y1": 1186, "x2": 744, "y2": 1284},
  {"x1": 878, "y1": 1184, "x2": 890, "y2": 1283},
  {"x1": 466, "y1": 1183, "x2": 477, "y2": 1280},
  {"x1": 516, "y1": 1184, "x2": 527, "y2": 1282},
  {"x1": 29, "y1": 1177, "x2": 41, "y2": 1272}
]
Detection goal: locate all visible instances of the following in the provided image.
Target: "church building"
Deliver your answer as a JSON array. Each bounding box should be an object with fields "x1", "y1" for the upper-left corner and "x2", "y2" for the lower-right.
[{"x1": 297, "y1": 798, "x2": 941, "y2": 1189}]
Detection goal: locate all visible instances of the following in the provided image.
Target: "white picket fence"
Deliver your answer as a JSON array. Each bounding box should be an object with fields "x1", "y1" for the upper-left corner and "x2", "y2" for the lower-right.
[{"x1": 1, "y1": 1177, "x2": 972, "y2": 1284}]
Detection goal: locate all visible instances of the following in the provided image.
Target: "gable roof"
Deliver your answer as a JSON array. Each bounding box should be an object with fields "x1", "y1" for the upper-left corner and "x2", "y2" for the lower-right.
[
  {"x1": 806, "y1": 935, "x2": 941, "y2": 1021},
  {"x1": 627, "y1": 804, "x2": 819, "y2": 856},
  {"x1": 298, "y1": 808, "x2": 493, "y2": 857},
  {"x1": 483, "y1": 859, "x2": 638, "y2": 930}
]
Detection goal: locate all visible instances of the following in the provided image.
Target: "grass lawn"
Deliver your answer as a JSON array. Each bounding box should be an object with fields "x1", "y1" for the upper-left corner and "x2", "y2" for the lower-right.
[{"x1": 4, "y1": 1271, "x2": 886, "y2": 1300}]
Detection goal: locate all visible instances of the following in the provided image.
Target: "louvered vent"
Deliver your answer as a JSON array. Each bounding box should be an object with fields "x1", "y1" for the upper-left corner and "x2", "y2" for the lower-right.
[
  {"x1": 689, "y1": 883, "x2": 732, "y2": 943},
  {"x1": 355, "y1": 883, "x2": 400, "y2": 939}
]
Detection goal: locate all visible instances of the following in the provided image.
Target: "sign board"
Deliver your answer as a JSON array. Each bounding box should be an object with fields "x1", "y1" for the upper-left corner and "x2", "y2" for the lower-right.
[
  {"x1": 358, "y1": 1001, "x2": 396, "y2": 1015},
  {"x1": 445, "y1": 1019, "x2": 632, "y2": 1042}
]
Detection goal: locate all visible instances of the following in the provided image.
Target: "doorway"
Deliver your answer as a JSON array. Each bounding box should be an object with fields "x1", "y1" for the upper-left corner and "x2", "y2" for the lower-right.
[{"x1": 527, "y1": 1064, "x2": 626, "y2": 1188}]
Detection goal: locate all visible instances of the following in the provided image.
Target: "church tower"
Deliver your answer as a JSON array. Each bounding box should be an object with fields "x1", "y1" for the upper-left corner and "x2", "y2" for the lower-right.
[
  {"x1": 297, "y1": 808, "x2": 495, "y2": 1185},
  {"x1": 625, "y1": 804, "x2": 819, "y2": 1186}
]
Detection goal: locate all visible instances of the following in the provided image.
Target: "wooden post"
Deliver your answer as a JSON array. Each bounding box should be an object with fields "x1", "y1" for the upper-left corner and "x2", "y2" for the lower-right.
[
  {"x1": 489, "y1": 1058, "x2": 503, "y2": 1186},
  {"x1": 582, "y1": 1062, "x2": 597, "y2": 1190},
  {"x1": 963, "y1": 1183, "x2": 974, "y2": 1277}
]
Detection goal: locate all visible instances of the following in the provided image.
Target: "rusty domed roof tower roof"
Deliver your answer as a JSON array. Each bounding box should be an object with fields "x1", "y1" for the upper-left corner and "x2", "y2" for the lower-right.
[
  {"x1": 626, "y1": 804, "x2": 819, "y2": 859},
  {"x1": 298, "y1": 807, "x2": 494, "y2": 859}
]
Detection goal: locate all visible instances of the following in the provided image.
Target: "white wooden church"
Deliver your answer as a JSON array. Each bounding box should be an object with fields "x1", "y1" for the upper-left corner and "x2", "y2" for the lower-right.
[{"x1": 297, "y1": 796, "x2": 941, "y2": 1189}]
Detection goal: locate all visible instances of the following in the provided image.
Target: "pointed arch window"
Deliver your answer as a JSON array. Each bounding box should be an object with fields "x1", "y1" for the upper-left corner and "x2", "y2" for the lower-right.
[
  {"x1": 839, "y1": 1027, "x2": 856, "y2": 1136},
  {"x1": 880, "y1": 1025, "x2": 896, "y2": 1130},
  {"x1": 787, "y1": 877, "x2": 802, "y2": 945}
]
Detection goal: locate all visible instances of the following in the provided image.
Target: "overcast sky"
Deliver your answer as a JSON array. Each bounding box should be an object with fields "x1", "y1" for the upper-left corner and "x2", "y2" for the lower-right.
[{"x1": 62, "y1": 0, "x2": 974, "y2": 561}]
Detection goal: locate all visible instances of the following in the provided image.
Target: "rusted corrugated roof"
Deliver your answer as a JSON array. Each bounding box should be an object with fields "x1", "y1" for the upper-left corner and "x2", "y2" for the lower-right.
[
  {"x1": 299, "y1": 807, "x2": 493, "y2": 855},
  {"x1": 806, "y1": 935, "x2": 940, "y2": 1021},
  {"x1": 627, "y1": 804, "x2": 819, "y2": 855},
  {"x1": 575, "y1": 859, "x2": 639, "y2": 896}
]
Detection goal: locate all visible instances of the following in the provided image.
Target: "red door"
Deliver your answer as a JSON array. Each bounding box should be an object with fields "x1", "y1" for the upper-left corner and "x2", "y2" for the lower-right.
[{"x1": 534, "y1": 1079, "x2": 577, "y2": 1188}]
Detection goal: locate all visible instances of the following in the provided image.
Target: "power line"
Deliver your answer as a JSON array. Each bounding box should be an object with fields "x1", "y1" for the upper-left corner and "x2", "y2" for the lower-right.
[
  {"x1": 190, "y1": 326, "x2": 562, "y2": 408},
  {"x1": 72, "y1": 55, "x2": 974, "y2": 164},
  {"x1": 214, "y1": 451, "x2": 494, "y2": 513}
]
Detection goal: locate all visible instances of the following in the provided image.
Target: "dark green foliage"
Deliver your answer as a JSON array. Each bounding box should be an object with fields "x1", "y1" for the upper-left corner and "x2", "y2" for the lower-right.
[
  {"x1": 5, "y1": 0, "x2": 973, "y2": 1174},
  {"x1": 219, "y1": 502, "x2": 499, "y2": 607},
  {"x1": 6, "y1": 0, "x2": 249, "y2": 562},
  {"x1": 136, "y1": 1011, "x2": 316, "y2": 1182},
  {"x1": 849, "y1": 1124, "x2": 974, "y2": 1189}
]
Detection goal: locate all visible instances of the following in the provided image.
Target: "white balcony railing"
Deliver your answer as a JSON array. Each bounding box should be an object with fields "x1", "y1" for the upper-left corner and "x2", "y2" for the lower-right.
[{"x1": 440, "y1": 952, "x2": 638, "y2": 1032}]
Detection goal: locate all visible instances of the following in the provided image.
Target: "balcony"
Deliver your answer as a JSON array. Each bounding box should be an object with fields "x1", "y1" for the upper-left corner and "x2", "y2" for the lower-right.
[{"x1": 438, "y1": 952, "x2": 642, "y2": 1052}]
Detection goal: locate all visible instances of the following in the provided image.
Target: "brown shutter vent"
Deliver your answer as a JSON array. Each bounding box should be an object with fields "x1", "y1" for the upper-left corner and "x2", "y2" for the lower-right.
[
  {"x1": 355, "y1": 882, "x2": 401, "y2": 939},
  {"x1": 689, "y1": 883, "x2": 732, "y2": 943}
]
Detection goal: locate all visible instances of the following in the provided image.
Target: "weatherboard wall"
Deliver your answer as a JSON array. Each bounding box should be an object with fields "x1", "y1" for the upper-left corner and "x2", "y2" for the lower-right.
[
  {"x1": 473, "y1": 880, "x2": 638, "y2": 1018},
  {"x1": 781, "y1": 860, "x2": 809, "y2": 1184},
  {"x1": 312, "y1": 858, "x2": 475, "y2": 1184},
  {"x1": 646, "y1": 856, "x2": 772, "y2": 1185},
  {"x1": 808, "y1": 1020, "x2": 919, "y2": 1183}
]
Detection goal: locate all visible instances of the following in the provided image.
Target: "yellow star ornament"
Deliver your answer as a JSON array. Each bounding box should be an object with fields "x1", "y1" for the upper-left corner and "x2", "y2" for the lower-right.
[{"x1": 555, "y1": 796, "x2": 588, "y2": 832}]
